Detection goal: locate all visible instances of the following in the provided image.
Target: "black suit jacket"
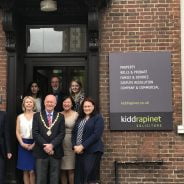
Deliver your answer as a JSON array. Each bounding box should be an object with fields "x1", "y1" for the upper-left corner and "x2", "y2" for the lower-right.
[
  {"x1": 0, "y1": 111, "x2": 11, "y2": 158},
  {"x1": 32, "y1": 111, "x2": 65, "y2": 159}
]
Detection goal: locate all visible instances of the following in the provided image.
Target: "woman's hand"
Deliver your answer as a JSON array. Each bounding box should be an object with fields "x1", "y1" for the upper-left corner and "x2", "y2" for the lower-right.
[
  {"x1": 27, "y1": 143, "x2": 35, "y2": 150},
  {"x1": 74, "y1": 145, "x2": 84, "y2": 154},
  {"x1": 21, "y1": 143, "x2": 31, "y2": 150}
]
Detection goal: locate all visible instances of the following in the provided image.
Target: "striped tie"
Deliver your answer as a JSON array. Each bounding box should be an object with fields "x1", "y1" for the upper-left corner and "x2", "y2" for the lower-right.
[{"x1": 47, "y1": 113, "x2": 52, "y2": 127}]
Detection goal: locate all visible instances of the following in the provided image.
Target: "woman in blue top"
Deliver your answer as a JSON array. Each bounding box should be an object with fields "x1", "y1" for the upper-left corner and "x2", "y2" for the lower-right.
[{"x1": 72, "y1": 97, "x2": 104, "y2": 184}]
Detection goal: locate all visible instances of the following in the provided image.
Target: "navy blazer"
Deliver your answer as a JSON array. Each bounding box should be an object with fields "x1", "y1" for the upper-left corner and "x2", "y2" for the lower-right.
[
  {"x1": 32, "y1": 111, "x2": 65, "y2": 159},
  {"x1": 72, "y1": 114, "x2": 104, "y2": 153},
  {"x1": 0, "y1": 111, "x2": 11, "y2": 158}
]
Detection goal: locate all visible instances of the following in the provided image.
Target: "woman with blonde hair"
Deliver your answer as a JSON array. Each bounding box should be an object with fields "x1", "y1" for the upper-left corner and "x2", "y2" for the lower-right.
[
  {"x1": 16, "y1": 96, "x2": 36, "y2": 184},
  {"x1": 69, "y1": 79, "x2": 85, "y2": 112}
]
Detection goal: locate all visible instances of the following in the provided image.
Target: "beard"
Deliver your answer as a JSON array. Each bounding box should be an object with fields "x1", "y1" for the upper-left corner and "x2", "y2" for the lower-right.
[{"x1": 52, "y1": 87, "x2": 60, "y2": 94}]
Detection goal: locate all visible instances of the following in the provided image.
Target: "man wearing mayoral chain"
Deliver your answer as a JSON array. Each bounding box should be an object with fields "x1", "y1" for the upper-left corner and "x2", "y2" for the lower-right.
[{"x1": 32, "y1": 94, "x2": 65, "y2": 184}]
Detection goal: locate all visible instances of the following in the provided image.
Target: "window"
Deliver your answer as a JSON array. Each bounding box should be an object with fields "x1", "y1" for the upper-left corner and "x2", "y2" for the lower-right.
[{"x1": 26, "y1": 25, "x2": 87, "y2": 53}]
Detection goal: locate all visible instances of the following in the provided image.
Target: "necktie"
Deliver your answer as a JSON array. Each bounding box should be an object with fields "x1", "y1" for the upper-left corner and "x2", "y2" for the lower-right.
[{"x1": 47, "y1": 113, "x2": 52, "y2": 127}]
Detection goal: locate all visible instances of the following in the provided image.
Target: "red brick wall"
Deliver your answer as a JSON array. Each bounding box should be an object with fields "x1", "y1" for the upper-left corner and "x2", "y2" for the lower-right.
[
  {"x1": 99, "y1": 0, "x2": 181, "y2": 183},
  {"x1": 0, "y1": 1, "x2": 182, "y2": 183},
  {"x1": 0, "y1": 11, "x2": 7, "y2": 110}
]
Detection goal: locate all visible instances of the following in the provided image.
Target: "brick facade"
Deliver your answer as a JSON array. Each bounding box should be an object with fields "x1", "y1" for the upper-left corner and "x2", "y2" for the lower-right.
[
  {"x1": 0, "y1": 0, "x2": 183, "y2": 183},
  {"x1": 0, "y1": 11, "x2": 7, "y2": 111},
  {"x1": 99, "y1": 0, "x2": 182, "y2": 183}
]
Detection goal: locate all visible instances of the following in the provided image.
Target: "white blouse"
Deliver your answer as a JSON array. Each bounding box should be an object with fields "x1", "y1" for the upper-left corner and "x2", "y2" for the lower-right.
[{"x1": 18, "y1": 114, "x2": 33, "y2": 139}]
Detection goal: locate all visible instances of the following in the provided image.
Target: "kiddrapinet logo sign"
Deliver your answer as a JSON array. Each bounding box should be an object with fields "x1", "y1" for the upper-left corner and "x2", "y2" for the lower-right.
[{"x1": 121, "y1": 115, "x2": 162, "y2": 124}]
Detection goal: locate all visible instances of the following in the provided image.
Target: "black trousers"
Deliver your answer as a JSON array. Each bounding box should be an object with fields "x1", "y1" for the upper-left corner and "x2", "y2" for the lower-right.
[
  {"x1": 0, "y1": 154, "x2": 5, "y2": 184},
  {"x1": 74, "y1": 152, "x2": 102, "y2": 184},
  {"x1": 36, "y1": 157, "x2": 60, "y2": 184}
]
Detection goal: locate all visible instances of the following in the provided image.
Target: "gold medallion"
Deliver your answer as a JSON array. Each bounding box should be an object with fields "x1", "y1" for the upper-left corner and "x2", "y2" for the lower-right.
[
  {"x1": 40, "y1": 112, "x2": 59, "y2": 137},
  {"x1": 47, "y1": 130, "x2": 52, "y2": 136}
]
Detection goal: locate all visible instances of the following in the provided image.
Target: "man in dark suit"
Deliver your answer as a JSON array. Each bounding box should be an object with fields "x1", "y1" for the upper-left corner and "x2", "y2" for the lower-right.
[
  {"x1": 32, "y1": 94, "x2": 65, "y2": 184},
  {"x1": 0, "y1": 111, "x2": 12, "y2": 184},
  {"x1": 49, "y1": 75, "x2": 66, "y2": 112}
]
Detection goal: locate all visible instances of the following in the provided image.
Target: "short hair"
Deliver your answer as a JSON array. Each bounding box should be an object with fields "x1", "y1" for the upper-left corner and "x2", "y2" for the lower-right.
[
  {"x1": 22, "y1": 96, "x2": 36, "y2": 112},
  {"x1": 50, "y1": 75, "x2": 60, "y2": 82},
  {"x1": 44, "y1": 94, "x2": 57, "y2": 104},
  {"x1": 62, "y1": 96, "x2": 75, "y2": 110}
]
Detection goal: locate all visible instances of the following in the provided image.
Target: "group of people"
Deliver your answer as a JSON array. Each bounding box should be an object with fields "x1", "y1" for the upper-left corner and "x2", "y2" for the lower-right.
[
  {"x1": 0, "y1": 75, "x2": 104, "y2": 184},
  {"x1": 26, "y1": 76, "x2": 85, "y2": 113}
]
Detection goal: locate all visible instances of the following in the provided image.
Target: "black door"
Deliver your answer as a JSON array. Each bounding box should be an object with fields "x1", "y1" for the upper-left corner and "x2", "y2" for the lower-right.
[
  {"x1": 24, "y1": 57, "x2": 87, "y2": 107},
  {"x1": 33, "y1": 66, "x2": 86, "y2": 98}
]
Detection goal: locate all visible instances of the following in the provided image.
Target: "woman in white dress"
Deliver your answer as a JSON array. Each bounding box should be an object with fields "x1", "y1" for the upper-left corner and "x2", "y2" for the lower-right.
[
  {"x1": 61, "y1": 96, "x2": 78, "y2": 184},
  {"x1": 16, "y1": 96, "x2": 36, "y2": 184}
]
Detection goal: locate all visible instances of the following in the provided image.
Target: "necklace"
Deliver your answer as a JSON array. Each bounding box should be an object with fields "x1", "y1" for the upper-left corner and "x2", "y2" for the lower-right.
[{"x1": 40, "y1": 112, "x2": 59, "y2": 136}]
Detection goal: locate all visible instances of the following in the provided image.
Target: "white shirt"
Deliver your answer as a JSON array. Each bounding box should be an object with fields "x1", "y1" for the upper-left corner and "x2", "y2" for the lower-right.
[{"x1": 19, "y1": 114, "x2": 33, "y2": 139}]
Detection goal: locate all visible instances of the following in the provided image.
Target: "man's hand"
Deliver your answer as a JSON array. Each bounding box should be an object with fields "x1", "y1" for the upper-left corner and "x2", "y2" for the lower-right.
[
  {"x1": 7, "y1": 153, "x2": 12, "y2": 159},
  {"x1": 43, "y1": 144, "x2": 54, "y2": 155}
]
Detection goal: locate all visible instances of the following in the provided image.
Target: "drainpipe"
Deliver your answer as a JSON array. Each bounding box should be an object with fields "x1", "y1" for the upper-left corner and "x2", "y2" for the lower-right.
[{"x1": 177, "y1": 0, "x2": 184, "y2": 133}]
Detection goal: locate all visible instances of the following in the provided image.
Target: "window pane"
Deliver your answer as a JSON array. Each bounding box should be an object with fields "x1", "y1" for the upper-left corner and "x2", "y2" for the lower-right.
[{"x1": 27, "y1": 25, "x2": 86, "y2": 53}]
